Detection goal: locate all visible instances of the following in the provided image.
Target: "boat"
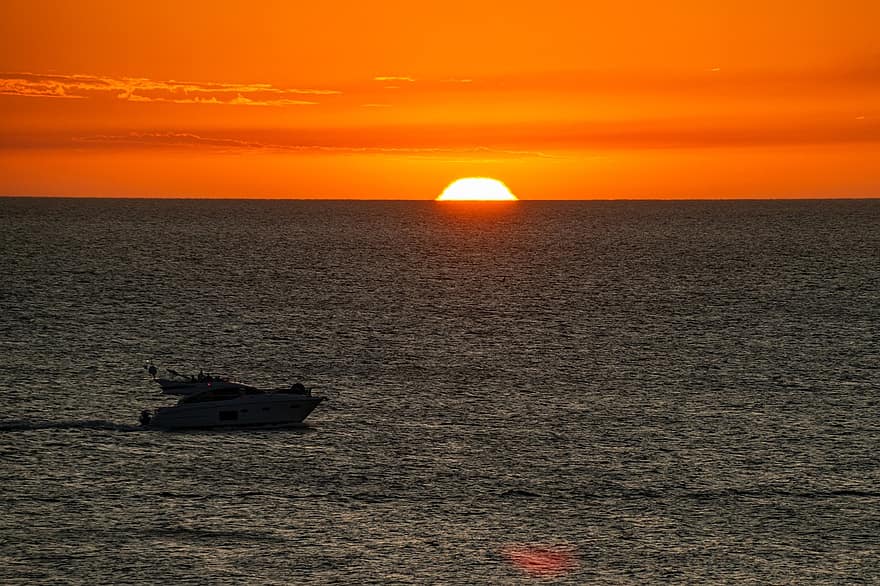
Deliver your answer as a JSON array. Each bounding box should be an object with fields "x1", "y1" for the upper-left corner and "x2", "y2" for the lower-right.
[{"x1": 139, "y1": 384, "x2": 324, "y2": 430}]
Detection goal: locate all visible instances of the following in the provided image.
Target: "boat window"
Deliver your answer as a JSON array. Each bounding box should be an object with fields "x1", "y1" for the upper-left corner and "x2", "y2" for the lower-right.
[{"x1": 219, "y1": 411, "x2": 238, "y2": 421}]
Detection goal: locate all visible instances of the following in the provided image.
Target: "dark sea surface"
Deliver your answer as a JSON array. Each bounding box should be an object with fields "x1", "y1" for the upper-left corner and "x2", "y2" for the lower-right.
[{"x1": 1, "y1": 197, "x2": 878, "y2": 584}]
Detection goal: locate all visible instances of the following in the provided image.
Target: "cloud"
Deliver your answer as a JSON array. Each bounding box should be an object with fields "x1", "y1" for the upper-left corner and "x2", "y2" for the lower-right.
[
  {"x1": 0, "y1": 72, "x2": 340, "y2": 105},
  {"x1": 5, "y1": 113, "x2": 878, "y2": 154},
  {"x1": 69, "y1": 131, "x2": 558, "y2": 159},
  {"x1": 75, "y1": 132, "x2": 272, "y2": 150},
  {"x1": 0, "y1": 76, "x2": 86, "y2": 99},
  {"x1": 522, "y1": 118, "x2": 880, "y2": 149},
  {"x1": 374, "y1": 76, "x2": 415, "y2": 82},
  {"x1": 457, "y1": 62, "x2": 880, "y2": 98}
]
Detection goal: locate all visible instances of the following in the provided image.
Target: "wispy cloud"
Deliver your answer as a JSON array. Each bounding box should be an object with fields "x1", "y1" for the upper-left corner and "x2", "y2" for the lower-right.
[
  {"x1": 0, "y1": 72, "x2": 340, "y2": 105},
  {"x1": 5, "y1": 114, "x2": 877, "y2": 154},
  {"x1": 374, "y1": 76, "x2": 415, "y2": 82},
  {"x1": 452, "y1": 62, "x2": 880, "y2": 97},
  {"x1": 69, "y1": 131, "x2": 558, "y2": 159}
]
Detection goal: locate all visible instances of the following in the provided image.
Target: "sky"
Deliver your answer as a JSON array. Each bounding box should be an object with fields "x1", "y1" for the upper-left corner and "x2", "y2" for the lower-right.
[{"x1": 1, "y1": 0, "x2": 878, "y2": 199}]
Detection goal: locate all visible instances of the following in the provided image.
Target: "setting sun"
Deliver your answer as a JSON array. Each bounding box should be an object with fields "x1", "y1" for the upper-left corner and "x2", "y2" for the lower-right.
[{"x1": 436, "y1": 178, "x2": 518, "y2": 201}]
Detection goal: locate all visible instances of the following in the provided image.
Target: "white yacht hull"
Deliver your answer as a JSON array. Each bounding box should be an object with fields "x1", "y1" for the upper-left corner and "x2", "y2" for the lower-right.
[{"x1": 149, "y1": 393, "x2": 324, "y2": 430}]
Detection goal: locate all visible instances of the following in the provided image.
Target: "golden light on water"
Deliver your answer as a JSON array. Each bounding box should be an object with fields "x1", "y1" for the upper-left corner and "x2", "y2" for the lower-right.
[
  {"x1": 435, "y1": 178, "x2": 518, "y2": 201},
  {"x1": 502, "y1": 544, "x2": 579, "y2": 577}
]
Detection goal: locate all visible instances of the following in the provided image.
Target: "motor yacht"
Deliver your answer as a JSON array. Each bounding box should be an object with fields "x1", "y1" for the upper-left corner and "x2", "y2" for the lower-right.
[{"x1": 139, "y1": 384, "x2": 324, "y2": 430}]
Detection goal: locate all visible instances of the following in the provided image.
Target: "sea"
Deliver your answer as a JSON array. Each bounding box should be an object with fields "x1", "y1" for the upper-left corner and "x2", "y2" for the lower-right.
[{"x1": 1, "y1": 197, "x2": 878, "y2": 584}]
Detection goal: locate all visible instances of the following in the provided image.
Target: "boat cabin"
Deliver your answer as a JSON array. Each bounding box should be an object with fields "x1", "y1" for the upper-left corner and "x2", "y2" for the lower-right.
[{"x1": 179, "y1": 387, "x2": 263, "y2": 404}]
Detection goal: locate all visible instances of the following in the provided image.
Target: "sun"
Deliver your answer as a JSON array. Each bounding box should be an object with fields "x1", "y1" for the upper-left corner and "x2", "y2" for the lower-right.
[{"x1": 436, "y1": 177, "x2": 518, "y2": 201}]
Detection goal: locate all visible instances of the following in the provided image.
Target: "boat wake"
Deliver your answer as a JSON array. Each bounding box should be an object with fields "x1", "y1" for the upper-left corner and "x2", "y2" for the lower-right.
[{"x1": 0, "y1": 419, "x2": 144, "y2": 433}]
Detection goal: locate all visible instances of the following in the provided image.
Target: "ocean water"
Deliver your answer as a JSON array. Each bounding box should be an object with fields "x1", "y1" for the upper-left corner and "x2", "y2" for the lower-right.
[{"x1": 1, "y1": 197, "x2": 878, "y2": 584}]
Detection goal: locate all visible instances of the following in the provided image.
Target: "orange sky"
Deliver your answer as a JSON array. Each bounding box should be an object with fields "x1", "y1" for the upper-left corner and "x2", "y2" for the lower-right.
[{"x1": 1, "y1": 0, "x2": 878, "y2": 199}]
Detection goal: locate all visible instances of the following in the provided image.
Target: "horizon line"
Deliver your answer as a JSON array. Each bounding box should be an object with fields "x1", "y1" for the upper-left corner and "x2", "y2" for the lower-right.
[{"x1": 2, "y1": 195, "x2": 879, "y2": 202}]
